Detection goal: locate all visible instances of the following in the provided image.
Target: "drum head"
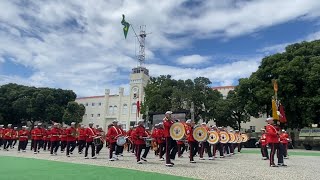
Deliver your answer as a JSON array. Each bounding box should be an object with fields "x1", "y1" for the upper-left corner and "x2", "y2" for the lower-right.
[
  {"x1": 229, "y1": 133, "x2": 236, "y2": 143},
  {"x1": 170, "y1": 122, "x2": 186, "y2": 140},
  {"x1": 241, "y1": 134, "x2": 249, "y2": 142},
  {"x1": 193, "y1": 126, "x2": 208, "y2": 142},
  {"x1": 117, "y1": 136, "x2": 126, "y2": 146},
  {"x1": 207, "y1": 131, "x2": 219, "y2": 144},
  {"x1": 219, "y1": 131, "x2": 230, "y2": 144}
]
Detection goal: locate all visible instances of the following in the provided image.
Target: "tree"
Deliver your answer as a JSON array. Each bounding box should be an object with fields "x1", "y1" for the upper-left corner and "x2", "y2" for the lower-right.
[
  {"x1": 237, "y1": 40, "x2": 320, "y2": 128},
  {"x1": 62, "y1": 102, "x2": 85, "y2": 125}
]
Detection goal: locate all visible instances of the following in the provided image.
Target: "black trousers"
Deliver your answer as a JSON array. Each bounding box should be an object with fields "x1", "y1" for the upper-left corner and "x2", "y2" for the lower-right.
[
  {"x1": 158, "y1": 142, "x2": 166, "y2": 158},
  {"x1": 60, "y1": 141, "x2": 67, "y2": 152},
  {"x1": 18, "y1": 140, "x2": 28, "y2": 151},
  {"x1": 165, "y1": 137, "x2": 177, "y2": 164},
  {"x1": 223, "y1": 143, "x2": 230, "y2": 155},
  {"x1": 136, "y1": 144, "x2": 143, "y2": 162},
  {"x1": 227, "y1": 143, "x2": 234, "y2": 154},
  {"x1": 30, "y1": 139, "x2": 34, "y2": 150},
  {"x1": 66, "y1": 141, "x2": 76, "y2": 155},
  {"x1": 109, "y1": 142, "x2": 116, "y2": 159},
  {"x1": 96, "y1": 144, "x2": 103, "y2": 154},
  {"x1": 85, "y1": 141, "x2": 95, "y2": 157},
  {"x1": 189, "y1": 141, "x2": 198, "y2": 161},
  {"x1": 0, "y1": 138, "x2": 3, "y2": 148},
  {"x1": 261, "y1": 145, "x2": 269, "y2": 158},
  {"x1": 43, "y1": 140, "x2": 49, "y2": 150},
  {"x1": 217, "y1": 142, "x2": 224, "y2": 157},
  {"x1": 142, "y1": 144, "x2": 150, "y2": 158},
  {"x1": 78, "y1": 140, "x2": 85, "y2": 153},
  {"x1": 34, "y1": 140, "x2": 41, "y2": 152},
  {"x1": 269, "y1": 143, "x2": 284, "y2": 165},
  {"x1": 50, "y1": 141, "x2": 60, "y2": 154},
  {"x1": 12, "y1": 139, "x2": 17, "y2": 147},
  {"x1": 4, "y1": 139, "x2": 12, "y2": 149},
  {"x1": 177, "y1": 143, "x2": 186, "y2": 157},
  {"x1": 200, "y1": 142, "x2": 213, "y2": 158}
]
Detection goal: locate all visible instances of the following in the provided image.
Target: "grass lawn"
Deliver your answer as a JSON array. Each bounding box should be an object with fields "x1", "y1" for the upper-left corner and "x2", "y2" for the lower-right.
[
  {"x1": 241, "y1": 148, "x2": 320, "y2": 156},
  {"x1": 0, "y1": 156, "x2": 195, "y2": 180}
]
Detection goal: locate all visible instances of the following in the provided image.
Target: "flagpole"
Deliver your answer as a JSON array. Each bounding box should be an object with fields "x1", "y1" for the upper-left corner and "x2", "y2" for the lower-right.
[{"x1": 130, "y1": 24, "x2": 142, "y2": 45}]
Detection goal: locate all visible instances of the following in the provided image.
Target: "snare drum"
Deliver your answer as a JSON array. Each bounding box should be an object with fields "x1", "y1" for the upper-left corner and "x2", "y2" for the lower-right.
[
  {"x1": 93, "y1": 136, "x2": 102, "y2": 146},
  {"x1": 116, "y1": 136, "x2": 126, "y2": 146},
  {"x1": 144, "y1": 138, "x2": 153, "y2": 147}
]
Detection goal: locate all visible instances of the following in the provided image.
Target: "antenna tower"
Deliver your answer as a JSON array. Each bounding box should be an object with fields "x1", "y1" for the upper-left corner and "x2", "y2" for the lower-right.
[{"x1": 137, "y1": 25, "x2": 146, "y2": 67}]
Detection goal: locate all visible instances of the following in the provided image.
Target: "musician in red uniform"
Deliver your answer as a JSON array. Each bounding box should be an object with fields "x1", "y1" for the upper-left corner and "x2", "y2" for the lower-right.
[
  {"x1": 44, "y1": 126, "x2": 51, "y2": 151},
  {"x1": 151, "y1": 124, "x2": 159, "y2": 156},
  {"x1": 30, "y1": 125, "x2": 36, "y2": 150},
  {"x1": 199, "y1": 123, "x2": 214, "y2": 160},
  {"x1": 66, "y1": 122, "x2": 77, "y2": 157},
  {"x1": 40, "y1": 126, "x2": 47, "y2": 150},
  {"x1": 118, "y1": 124, "x2": 126, "y2": 156},
  {"x1": 177, "y1": 121, "x2": 186, "y2": 158},
  {"x1": 78, "y1": 125, "x2": 86, "y2": 154},
  {"x1": 60, "y1": 125, "x2": 68, "y2": 153},
  {"x1": 280, "y1": 130, "x2": 290, "y2": 159},
  {"x1": 163, "y1": 111, "x2": 177, "y2": 167},
  {"x1": 33, "y1": 123, "x2": 43, "y2": 154},
  {"x1": 18, "y1": 126, "x2": 29, "y2": 152},
  {"x1": 96, "y1": 127, "x2": 105, "y2": 155},
  {"x1": 130, "y1": 125, "x2": 137, "y2": 154},
  {"x1": 126, "y1": 126, "x2": 134, "y2": 153},
  {"x1": 135, "y1": 120, "x2": 148, "y2": 164},
  {"x1": 11, "y1": 127, "x2": 18, "y2": 149},
  {"x1": 266, "y1": 118, "x2": 286, "y2": 167},
  {"x1": 257, "y1": 128, "x2": 269, "y2": 160},
  {"x1": 3, "y1": 124, "x2": 13, "y2": 151},
  {"x1": 85, "y1": 122, "x2": 97, "y2": 159},
  {"x1": 0, "y1": 125, "x2": 5, "y2": 150},
  {"x1": 157, "y1": 123, "x2": 166, "y2": 161},
  {"x1": 186, "y1": 120, "x2": 197, "y2": 163},
  {"x1": 106, "y1": 120, "x2": 121, "y2": 161},
  {"x1": 50, "y1": 123, "x2": 60, "y2": 155}
]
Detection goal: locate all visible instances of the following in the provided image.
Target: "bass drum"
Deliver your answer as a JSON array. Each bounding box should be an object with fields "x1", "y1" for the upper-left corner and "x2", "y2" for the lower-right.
[
  {"x1": 207, "y1": 131, "x2": 219, "y2": 144},
  {"x1": 193, "y1": 126, "x2": 208, "y2": 142},
  {"x1": 116, "y1": 136, "x2": 126, "y2": 146},
  {"x1": 241, "y1": 134, "x2": 249, "y2": 143},
  {"x1": 219, "y1": 131, "x2": 230, "y2": 144},
  {"x1": 170, "y1": 122, "x2": 186, "y2": 140},
  {"x1": 228, "y1": 133, "x2": 237, "y2": 143}
]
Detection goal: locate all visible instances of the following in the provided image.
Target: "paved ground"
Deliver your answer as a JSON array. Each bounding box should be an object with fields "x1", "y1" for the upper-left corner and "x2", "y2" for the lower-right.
[{"x1": 0, "y1": 147, "x2": 319, "y2": 180}]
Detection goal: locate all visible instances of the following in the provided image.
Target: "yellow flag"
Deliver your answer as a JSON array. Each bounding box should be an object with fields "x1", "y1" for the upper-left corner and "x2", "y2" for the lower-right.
[{"x1": 272, "y1": 99, "x2": 279, "y2": 120}]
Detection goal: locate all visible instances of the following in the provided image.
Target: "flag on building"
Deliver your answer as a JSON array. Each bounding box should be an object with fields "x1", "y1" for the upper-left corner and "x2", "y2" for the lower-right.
[{"x1": 121, "y1": 14, "x2": 130, "y2": 39}]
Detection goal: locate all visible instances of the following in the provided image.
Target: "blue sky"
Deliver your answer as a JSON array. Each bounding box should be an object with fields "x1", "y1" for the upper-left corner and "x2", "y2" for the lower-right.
[{"x1": 0, "y1": 0, "x2": 320, "y2": 96}]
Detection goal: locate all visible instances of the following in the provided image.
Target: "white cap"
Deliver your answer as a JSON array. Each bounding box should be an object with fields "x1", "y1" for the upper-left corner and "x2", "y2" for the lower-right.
[
  {"x1": 89, "y1": 122, "x2": 94, "y2": 125},
  {"x1": 113, "y1": 120, "x2": 118, "y2": 123},
  {"x1": 235, "y1": 130, "x2": 239, "y2": 132},
  {"x1": 22, "y1": 126, "x2": 26, "y2": 128},
  {"x1": 201, "y1": 122, "x2": 206, "y2": 125},
  {"x1": 130, "y1": 126, "x2": 133, "y2": 128},
  {"x1": 282, "y1": 129, "x2": 285, "y2": 132},
  {"x1": 71, "y1": 122, "x2": 76, "y2": 125},
  {"x1": 138, "y1": 119, "x2": 144, "y2": 123},
  {"x1": 34, "y1": 125, "x2": 38, "y2": 128},
  {"x1": 165, "y1": 111, "x2": 172, "y2": 114},
  {"x1": 38, "y1": 123, "x2": 42, "y2": 126},
  {"x1": 266, "y1": 117, "x2": 274, "y2": 121},
  {"x1": 261, "y1": 128, "x2": 265, "y2": 131},
  {"x1": 0, "y1": 125, "x2": 4, "y2": 127},
  {"x1": 14, "y1": 127, "x2": 18, "y2": 129},
  {"x1": 81, "y1": 125, "x2": 85, "y2": 128},
  {"x1": 146, "y1": 127, "x2": 150, "y2": 130},
  {"x1": 186, "y1": 119, "x2": 192, "y2": 123},
  {"x1": 134, "y1": 125, "x2": 138, "y2": 128},
  {"x1": 158, "y1": 122, "x2": 163, "y2": 125},
  {"x1": 154, "y1": 124, "x2": 159, "y2": 126},
  {"x1": 229, "y1": 130, "x2": 233, "y2": 132},
  {"x1": 54, "y1": 123, "x2": 59, "y2": 126},
  {"x1": 8, "y1": 124, "x2": 12, "y2": 126}
]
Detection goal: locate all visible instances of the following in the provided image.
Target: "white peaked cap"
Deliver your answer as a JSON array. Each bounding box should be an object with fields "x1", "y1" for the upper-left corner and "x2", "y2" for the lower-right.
[
  {"x1": 89, "y1": 122, "x2": 94, "y2": 124},
  {"x1": 165, "y1": 111, "x2": 173, "y2": 114},
  {"x1": 71, "y1": 122, "x2": 76, "y2": 125},
  {"x1": 186, "y1": 119, "x2": 192, "y2": 123},
  {"x1": 266, "y1": 117, "x2": 274, "y2": 121}
]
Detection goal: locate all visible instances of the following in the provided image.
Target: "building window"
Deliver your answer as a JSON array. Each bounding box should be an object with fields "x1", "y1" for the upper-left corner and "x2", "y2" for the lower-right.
[
  {"x1": 98, "y1": 102, "x2": 102, "y2": 106},
  {"x1": 91, "y1": 114, "x2": 94, "y2": 117},
  {"x1": 108, "y1": 106, "x2": 113, "y2": 115},
  {"x1": 122, "y1": 104, "x2": 128, "y2": 115},
  {"x1": 132, "y1": 103, "x2": 137, "y2": 114},
  {"x1": 85, "y1": 103, "x2": 88, "y2": 106},
  {"x1": 114, "y1": 105, "x2": 118, "y2": 114},
  {"x1": 97, "y1": 114, "x2": 100, "y2": 117},
  {"x1": 92, "y1": 103, "x2": 95, "y2": 106}
]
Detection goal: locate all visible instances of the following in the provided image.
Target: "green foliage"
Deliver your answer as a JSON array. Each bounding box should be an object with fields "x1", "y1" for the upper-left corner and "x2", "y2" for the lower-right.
[
  {"x1": 0, "y1": 83, "x2": 77, "y2": 125},
  {"x1": 237, "y1": 40, "x2": 320, "y2": 128},
  {"x1": 62, "y1": 102, "x2": 85, "y2": 125}
]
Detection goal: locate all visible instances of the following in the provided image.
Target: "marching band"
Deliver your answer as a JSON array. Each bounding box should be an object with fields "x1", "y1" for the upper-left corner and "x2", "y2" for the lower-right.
[{"x1": 0, "y1": 112, "x2": 289, "y2": 167}]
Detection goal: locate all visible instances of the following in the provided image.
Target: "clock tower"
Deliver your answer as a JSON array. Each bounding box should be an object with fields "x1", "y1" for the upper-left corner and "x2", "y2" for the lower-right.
[{"x1": 129, "y1": 66, "x2": 150, "y2": 115}]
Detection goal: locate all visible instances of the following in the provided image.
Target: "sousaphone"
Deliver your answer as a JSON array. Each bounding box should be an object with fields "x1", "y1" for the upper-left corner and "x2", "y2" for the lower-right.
[
  {"x1": 207, "y1": 131, "x2": 219, "y2": 144},
  {"x1": 241, "y1": 134, "x2": 249, "y2": 143},
  {"x1": 193, "y1": 126, "x2": 208, "y2": 142},
  {"x1": 219, "y1": 131, "x2": 230, "y2": 144},
  {"x1": 170, "y1": 122, "x2": 186, "y2": 140}
]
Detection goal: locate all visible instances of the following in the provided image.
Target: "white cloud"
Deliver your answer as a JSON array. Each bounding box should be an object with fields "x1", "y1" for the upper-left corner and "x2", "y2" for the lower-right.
[
  {"x1": 176, "y1": 54, "x2": 210, "y2": 65},
  {"x1": 0, "y1": 0, "x2": 320, "y2": 96}
]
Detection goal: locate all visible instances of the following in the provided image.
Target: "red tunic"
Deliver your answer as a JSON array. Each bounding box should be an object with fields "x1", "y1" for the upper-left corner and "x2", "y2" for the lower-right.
[
  {"x1": 18, "y1": 130, "x2": 29, "y2": 141},
  {"x1": 3, "y1": 128, "x2": 14, "y2": 140},
  {"x1": 41, "y1": 128, "x2": 47, "y2": 141},
  {"x1": 50, "y1": 128, "x2": 60, "y2": 141},
  {"x1": 46, "y1": 130, "x2": 51, "y2": 141},
  {"x1": 85, "y1": 127, "x2": 96, "y2": 142},
  {"x1": 106, "y1": 126, "x2": 121, "y2": 143},
  {"x1": 60, "y1": 129, "x2": 67, "y2": 141},
  {"x1": 186, "y1": 125, "x2": 196, "y2": 142},
  {"x1": 66, "y1": 127, "x2": 77, "y2": 142},
  {"x1": 280, "y1": 133, "x2": 289, "y2": 144},
  {"x1": 78, "y1": 128, "x2": 86, "y2": 141},
  {"x1": 266, "y1": 124, "x2": 279, "y2": 144},
  {"x1": 260, "y1": 133, "x2": 268, "y2": 146},
  {"x1": 156, "y1": 128, "x2": 164, "y2": 144},
  {"x1": 31, "y1": 129, "x2": 36, "y2": 140},
  {"x1": 130, "y1": 129, "x2": 136, "y2": 144},
  {"x1": 135, "y1": 126, "x2": 147, "y2": 145},
  {"x1": 0, "y1": 128, "x2": 5, "y2": 138},
  {"x1": 34, "y1": 128, "x2": 43, "y2": 140},
  {"x1": 163, "y1": 118, "x2": 174, "y2": 138}
]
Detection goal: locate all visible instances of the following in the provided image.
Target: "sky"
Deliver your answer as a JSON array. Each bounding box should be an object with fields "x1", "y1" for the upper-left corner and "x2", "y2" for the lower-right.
[{"x1": 0, "y1": 0, "x2": 320, "y2": 97}]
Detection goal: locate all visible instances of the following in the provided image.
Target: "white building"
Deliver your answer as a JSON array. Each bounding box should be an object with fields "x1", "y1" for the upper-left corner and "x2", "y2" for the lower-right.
[
  {"x1": 76, "y1": 66, "x2": 150, "y2": 131},
  {"x1": 212, "y1": 86, "x2": 235, "y2": 99}
]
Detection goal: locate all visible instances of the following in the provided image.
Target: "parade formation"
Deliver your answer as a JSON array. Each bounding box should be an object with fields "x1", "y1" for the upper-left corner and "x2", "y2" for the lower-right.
[{"x1": 0, "y1": 111, "x2": 290, "y2": 168}]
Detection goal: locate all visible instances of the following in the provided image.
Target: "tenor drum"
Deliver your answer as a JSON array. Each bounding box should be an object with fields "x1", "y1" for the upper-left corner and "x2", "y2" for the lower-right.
[
  {"x1": 228, "y1": 133, "x2": 237, "y2": 143},
  {"x1": 219, "y1": 131, "x2": 230, "y2": 144},
  {"x1": 193, "y1": 126, "x2": 208, "y2": 142},
  {"x1": 241, "y1": 134, "x2": 249, "y2": 143},
  {"x1": 116, "y1": 136, "x2": 126, "y2": 146},
  {"x1": 207, "y1": 131, "x2": 219, "y2": 144},
  {"x1": 144, "y1": 138, "x2": 153, "y2": 147},
  {"x1": 93, "y1": 136, "x2": 102, "y2": 146},
  {"x1": 170, "y1": 122, "x2": 186, "y2": 140}
]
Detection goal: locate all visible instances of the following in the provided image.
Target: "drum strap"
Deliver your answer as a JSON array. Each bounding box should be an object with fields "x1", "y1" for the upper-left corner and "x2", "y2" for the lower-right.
[
  {"x1": 113, "y1": 126, "x2": 119, "y2": 135},
  {"x1": 88, "y1": 128, "x2": 95, "y2": 136}
]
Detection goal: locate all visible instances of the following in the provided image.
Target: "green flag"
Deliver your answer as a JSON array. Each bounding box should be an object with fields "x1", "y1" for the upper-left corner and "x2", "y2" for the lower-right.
[{"x1": 121, "y1": 14, "x2": 130, "y2": 39}]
